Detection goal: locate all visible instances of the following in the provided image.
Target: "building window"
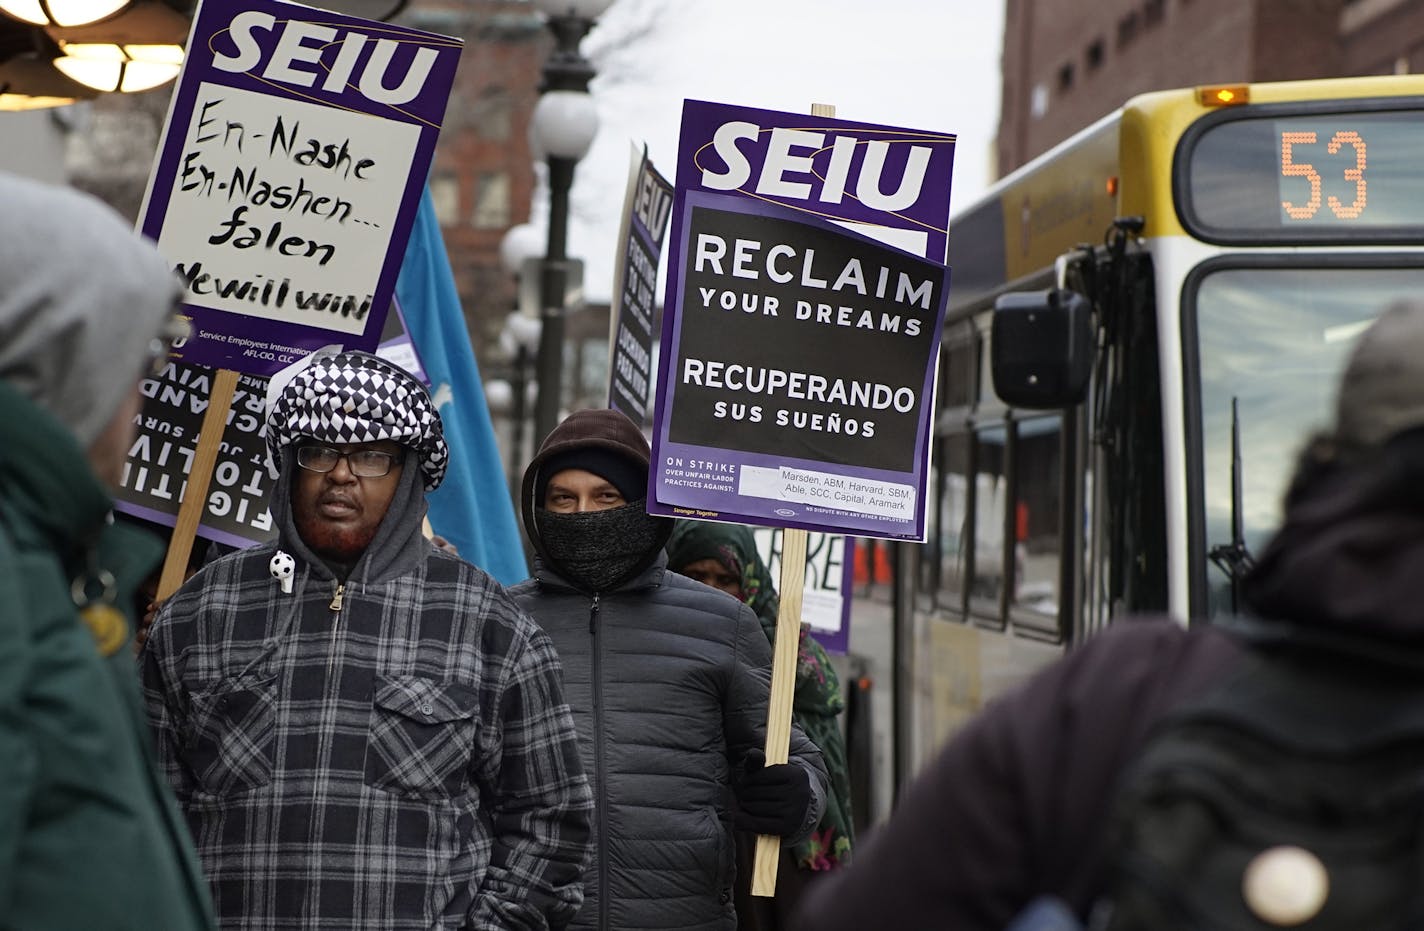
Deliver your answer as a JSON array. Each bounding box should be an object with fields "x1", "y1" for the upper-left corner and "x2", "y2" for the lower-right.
[
  {"x1": 1030, "y1": 83, "x2": 1049, "y2": 119},
  {"x1": 430, "y1": 174, "x2": 459, "y2": 225},
  {"x1": 1118, "y1": 11, "x2": 1140, "y2": 47},
  {"x1": 1143, "y1": 0, "x2": 1165, "y2": 27},
  {"x1": 1086, "y1": 37, "x2": 1105, "y2": 70},
  {"x1": 471, "y1": 87, "x2": 512, "y2": 141},
  {"x1": 1058, "y1": 62, "x2": 1075, "y2": 91},
  {"x1": 472, "y1": 171, "x2": 511, "y2": 229}
]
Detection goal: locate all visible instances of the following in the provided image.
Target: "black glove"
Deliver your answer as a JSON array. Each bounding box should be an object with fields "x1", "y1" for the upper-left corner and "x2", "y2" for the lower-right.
[{"x1": 733, "y1": 748, "x2": 811, "y2": 836}]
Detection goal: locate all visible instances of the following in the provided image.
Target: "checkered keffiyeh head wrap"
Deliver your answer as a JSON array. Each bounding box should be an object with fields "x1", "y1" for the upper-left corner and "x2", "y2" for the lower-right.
[{"x1": 265, "y1": 350, "x2": 448, "y2": 491}]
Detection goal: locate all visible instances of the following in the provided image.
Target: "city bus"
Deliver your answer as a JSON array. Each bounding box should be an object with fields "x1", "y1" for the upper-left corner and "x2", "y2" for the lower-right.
[{"x1": 890, "y1": 73, "x2": 1424, "y2": 776}]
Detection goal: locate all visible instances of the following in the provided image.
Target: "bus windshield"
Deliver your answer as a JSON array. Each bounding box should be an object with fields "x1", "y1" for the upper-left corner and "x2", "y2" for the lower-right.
[{"x1": 1192, "y1": 263, "x2": 1424, "y2": 617}]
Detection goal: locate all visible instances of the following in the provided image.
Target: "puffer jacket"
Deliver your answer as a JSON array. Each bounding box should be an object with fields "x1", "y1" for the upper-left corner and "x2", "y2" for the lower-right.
[{"x1": 509, "y1": 556, "x2": 829, "y2": 931}]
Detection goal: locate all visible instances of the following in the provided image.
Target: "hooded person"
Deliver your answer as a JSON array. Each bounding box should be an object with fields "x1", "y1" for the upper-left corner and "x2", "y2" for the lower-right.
[
  {"x1": 508, "y1": 407, "x2": 830, "y2": 931},
  {"x1": 667, "y1": 520, "x2": 854, "y2": 931},
  {"x1": 0, "y1": 171, "x2": 214, "y2": 929},
  {"x1": 141, "y1": 350, "x2": 593, "y2": 931},
  {"x1": 790, "y1": 298, "x2": 1424, "y2": 931}
]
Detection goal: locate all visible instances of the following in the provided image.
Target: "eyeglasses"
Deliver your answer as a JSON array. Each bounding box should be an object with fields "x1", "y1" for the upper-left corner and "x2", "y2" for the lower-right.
[{"x1": 296, "y1": 445, "x2": 400, "y2": 478}]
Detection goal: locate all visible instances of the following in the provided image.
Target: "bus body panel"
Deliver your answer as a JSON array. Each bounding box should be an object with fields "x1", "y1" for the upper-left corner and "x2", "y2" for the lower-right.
[{"x1": 879, "y1": 74, "x2": 1424, "y2": 804}]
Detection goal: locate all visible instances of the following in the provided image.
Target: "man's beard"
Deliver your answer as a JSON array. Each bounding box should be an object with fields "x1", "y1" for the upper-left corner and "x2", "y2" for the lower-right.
[{"x1": 294, "y1": 513, "x2": 378, "y2": 565}]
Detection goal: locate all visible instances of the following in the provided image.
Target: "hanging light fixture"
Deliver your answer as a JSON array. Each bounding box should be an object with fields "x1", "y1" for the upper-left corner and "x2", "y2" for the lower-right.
[
  {"x1": 53, "y1": 39, "x2": 180, "y2": 92},
  {"x1": 0, "y1": 21, "x2": 92, "y2": 109},
  {"x1": 0, "y1": 0, "x2": 130, "y2": 28}
]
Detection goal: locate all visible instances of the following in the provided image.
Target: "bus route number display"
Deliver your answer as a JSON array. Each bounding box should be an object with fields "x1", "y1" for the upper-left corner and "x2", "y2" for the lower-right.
[
  {"x1": 1279, "y1": 128, "x2": 1366, "y2": 222},
  {"x1": 1185, "y1": 107, "x2": 1424, "y2": 239}
]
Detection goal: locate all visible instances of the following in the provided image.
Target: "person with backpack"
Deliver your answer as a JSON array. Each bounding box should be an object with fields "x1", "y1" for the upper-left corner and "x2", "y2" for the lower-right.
[{"x1": 790, "y1": 299, "x2": 1424, "y2": 931}]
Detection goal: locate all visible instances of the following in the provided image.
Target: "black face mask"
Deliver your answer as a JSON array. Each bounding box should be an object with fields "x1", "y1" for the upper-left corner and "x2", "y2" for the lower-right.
[{"x1": 534, "y1": 499, "x2": 666, "y2": 593}]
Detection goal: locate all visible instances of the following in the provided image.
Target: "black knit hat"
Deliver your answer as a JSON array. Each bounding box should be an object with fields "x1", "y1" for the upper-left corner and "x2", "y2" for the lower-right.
[
  {"x1": 536, "y1": 446, "x2": 646, "y2": 503},
  {"x1": 521, "y1": 407, "x2": 664, "y2": 513}
]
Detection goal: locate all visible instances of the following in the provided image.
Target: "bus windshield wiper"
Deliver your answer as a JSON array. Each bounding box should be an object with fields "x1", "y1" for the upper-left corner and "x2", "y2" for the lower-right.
[{"x1": 1208, "y1": 396, "x2": 1255, "y2": 613}]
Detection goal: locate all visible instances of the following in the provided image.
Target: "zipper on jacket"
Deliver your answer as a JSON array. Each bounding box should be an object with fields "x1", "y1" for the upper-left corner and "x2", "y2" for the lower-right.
[
  {"x1": 590, "y1": 592, "x2": 610, "y2": 931},
  {"x1": 325, "y1": 581, "x2": 344, "y2": 685}
]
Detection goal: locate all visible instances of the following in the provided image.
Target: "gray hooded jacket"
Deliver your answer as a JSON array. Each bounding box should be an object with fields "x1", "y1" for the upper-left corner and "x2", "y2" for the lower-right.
[
  {"x1": 0, "y1": 171, "x2": 177, "y2": 443},
  {"x1": 142, "y1": 451, "x2": 593, "y2": 930}
]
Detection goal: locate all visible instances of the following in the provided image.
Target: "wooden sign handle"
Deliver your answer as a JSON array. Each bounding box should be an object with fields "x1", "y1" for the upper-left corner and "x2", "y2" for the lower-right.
[
  {"x1": 155, "y1": 367, "x2": 240, "y2": 601},
  {"x1": 751, "y1": 526, "x2": 809, "y2": 896},
  {"x1": 750, "y1": 99, "x2": 838, "y2": 900}
]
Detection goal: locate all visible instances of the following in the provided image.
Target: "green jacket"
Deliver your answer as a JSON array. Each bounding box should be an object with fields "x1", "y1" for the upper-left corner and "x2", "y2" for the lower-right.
[{"x1": 0, "y1": 381, "x2": 214, "y2": 930}]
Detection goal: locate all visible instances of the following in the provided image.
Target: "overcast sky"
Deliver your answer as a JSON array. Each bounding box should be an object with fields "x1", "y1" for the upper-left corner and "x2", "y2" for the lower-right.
[{"x1": 526, "y1": 0, "x2": 1005, "y2": 303}]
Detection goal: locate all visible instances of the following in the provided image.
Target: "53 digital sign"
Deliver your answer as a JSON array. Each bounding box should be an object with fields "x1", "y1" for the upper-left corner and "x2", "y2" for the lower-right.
[{"x1": 1181, "y1": 104, "x2": 1424, "y2": 242}]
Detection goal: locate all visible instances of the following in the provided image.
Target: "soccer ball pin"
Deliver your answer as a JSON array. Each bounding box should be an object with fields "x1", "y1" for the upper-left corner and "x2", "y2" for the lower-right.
[{"x1": 269, "y1": 551, "x2": 296, "y2": 593}]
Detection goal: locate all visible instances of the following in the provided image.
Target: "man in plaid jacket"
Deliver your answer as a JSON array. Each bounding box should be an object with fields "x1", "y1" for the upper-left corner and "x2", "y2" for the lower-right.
[{"x1": 142, "y1": 350, "x2": 592, "y2": 931}]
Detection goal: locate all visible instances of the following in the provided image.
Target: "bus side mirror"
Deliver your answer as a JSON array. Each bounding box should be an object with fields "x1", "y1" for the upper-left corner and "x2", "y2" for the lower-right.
[{"x1": 990, "y1": 289, "x2": 1093, "y2": 409}]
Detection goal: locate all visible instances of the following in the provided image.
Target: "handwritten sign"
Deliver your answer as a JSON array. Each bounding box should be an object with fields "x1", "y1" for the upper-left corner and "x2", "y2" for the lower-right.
[
  {"x1": 607, "y1": 145, "x2": 673, "y2": 422},
  {"x1": 137, "y1": 0, "x2": 462, "y2": 376}
]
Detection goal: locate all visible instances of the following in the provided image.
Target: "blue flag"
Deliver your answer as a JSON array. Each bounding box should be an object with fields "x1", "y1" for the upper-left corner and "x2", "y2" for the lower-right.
[{"x1": 396, "y1": 187, "x2": 528, "y2": 586}]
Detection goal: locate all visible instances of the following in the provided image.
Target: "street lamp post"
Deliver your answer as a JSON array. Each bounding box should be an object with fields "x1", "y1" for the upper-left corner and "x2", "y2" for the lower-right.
[
  {"x1": 499, "y1": 221, "x2": 544, "y2": 491},
  {"x1": 528, "y1": 0, "x2": 612, "y2": 444}
]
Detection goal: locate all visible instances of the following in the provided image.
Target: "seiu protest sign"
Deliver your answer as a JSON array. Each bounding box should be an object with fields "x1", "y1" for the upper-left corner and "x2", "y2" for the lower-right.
[
  {"x1": 136, "y1": 0, "x2": 461, "y2": 376},
  {"x1": 607, "y1": 145, "x2": 673, "y2": 423},
  {"x1": 648, "y1": 101, "x2": 955, "y2": 542}
]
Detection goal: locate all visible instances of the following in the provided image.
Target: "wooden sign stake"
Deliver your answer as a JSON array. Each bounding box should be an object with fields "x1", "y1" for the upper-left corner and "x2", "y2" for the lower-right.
[
  {"x1": 751, "y1": 526, "x2": 810, "y2": 896},
  {"x1": 155, "y1": 367, "x2": 240, "y2": 601},
  {"x1": 750, "y1": 101, "x2": 839, "y2": 899}
]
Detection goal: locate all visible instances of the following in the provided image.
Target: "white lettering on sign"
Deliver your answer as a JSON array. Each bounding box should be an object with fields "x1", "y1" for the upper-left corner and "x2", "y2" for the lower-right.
[
  {"x1": 212, "y1": 10, "x2": 438, "y2": 106},
  {"x1": 700, "y1": 121, "x2": 934, "y2": 212},
  {"x1": 633, "y1": 165, "x2": 672, "y2": 247}
]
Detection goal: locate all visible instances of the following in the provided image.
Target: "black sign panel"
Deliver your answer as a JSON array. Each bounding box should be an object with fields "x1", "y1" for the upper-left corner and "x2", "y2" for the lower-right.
[{"x1": 666, "y1": 205, "x2": 942, "y2": 473}]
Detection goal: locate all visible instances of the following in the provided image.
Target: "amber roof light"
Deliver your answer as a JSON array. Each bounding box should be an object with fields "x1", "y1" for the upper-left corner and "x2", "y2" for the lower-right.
[{"x1": 1198, "y1": 84, "x2": 1250, "y2": 106}]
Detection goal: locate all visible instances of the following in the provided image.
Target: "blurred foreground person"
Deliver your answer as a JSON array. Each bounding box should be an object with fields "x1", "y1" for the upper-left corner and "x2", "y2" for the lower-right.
[
  {"x1": 792, "y1": 301, "x2": 1424, "y2": 930},
  {"x1": 511, "y1": 408, "x2": 829, "y2": 931},
  {"x1": 667, "y1": 520, "x2": 854, "y2": 931},
  {"x1": 142, "y1": 350, "x2": 591, "y2": 930},
  {"x1": 0, "y1": 172, "x2": 213, "y2": 928}
]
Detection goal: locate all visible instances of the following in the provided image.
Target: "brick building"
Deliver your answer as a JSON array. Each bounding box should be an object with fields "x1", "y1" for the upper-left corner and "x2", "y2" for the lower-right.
[
  {"x1": 998, "y1": 0, "x2": 1424, "y2": 177},
  {"x1": 409, "y1": 0, "x2": 545, "y2": 367}
]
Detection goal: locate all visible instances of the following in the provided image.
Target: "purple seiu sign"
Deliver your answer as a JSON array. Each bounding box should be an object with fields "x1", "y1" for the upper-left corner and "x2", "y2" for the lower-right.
[
  {"x1": 648, "y1": 100, "x2": 956, "y2": 542},
  {"x1": 607, "y1": 146, "x2": 673, "y2": 423},
  {"x1": 137, "y1": 0, "x2": 462, "y2": 377}
]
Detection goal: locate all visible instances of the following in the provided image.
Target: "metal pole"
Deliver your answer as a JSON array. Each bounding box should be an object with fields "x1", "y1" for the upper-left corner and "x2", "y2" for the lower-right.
[
  {"x1": 534, "y1": 156, "x2": 575, "y2": 446},
  {"x1": 509, "y1": 343, "x2": 528, "y2": 500}
]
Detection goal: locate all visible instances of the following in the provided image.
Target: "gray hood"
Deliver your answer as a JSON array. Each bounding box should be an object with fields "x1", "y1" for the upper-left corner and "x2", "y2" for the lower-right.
[
  {"x1": 0, "y1": 172, "x2": 179, "y2": 445},
  {"x1": 270, "y1": 445, "x2": 430, "y2": 584}
]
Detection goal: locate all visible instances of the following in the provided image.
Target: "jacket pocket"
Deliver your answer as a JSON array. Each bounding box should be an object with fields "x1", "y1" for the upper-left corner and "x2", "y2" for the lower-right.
[
  {"x1": 185, "y1": 677, "x2": 276, "y2": 796},
  {"x1": 364, "y1": 674, "x2": 479, "y2": 800}
]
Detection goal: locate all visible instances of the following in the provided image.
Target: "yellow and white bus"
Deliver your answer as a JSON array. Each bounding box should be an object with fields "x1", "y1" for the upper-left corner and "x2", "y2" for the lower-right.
[{"x1": 895, "y1": 74, "x2": 1424, "y2": 772}]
